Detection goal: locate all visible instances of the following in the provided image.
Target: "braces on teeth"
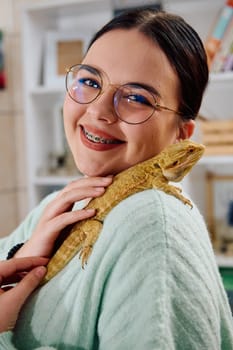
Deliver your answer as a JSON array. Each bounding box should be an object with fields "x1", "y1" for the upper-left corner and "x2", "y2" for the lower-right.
[{"x1": 84, "y1": 129, "x2": 119, "y2": 144}]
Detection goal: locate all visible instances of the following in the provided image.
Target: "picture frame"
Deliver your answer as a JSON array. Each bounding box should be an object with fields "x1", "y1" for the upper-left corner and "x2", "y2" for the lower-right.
[
  {"x1": 43, "y1": 31, "x2": 91, "y2": 88},
  {"x1": 206, "y1": 172, "x2": 233, "y2": 253}
]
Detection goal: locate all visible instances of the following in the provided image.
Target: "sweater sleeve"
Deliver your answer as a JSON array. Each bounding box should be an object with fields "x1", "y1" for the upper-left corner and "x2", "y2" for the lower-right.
[
  {"x1": 95, "y1": 189, "x2": 233, "y2": 350},
  {"x1": 0, "y1": 332, "x2": 55, "y2": 350}
]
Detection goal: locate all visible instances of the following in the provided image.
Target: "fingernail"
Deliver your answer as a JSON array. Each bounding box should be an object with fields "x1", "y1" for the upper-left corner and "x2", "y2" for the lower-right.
[
  {"x1": 95, "y1": 187, "x2": 105, "y2": 192},
  {"x1": 102, "y1": 177, "x2": 113, "y2": 183},
  {"x1": 85, "y1": 208, "x2": 95, "y2": 214},
  {"x1": 35, "y1": 266, "x2": 47, "y2": 278}
]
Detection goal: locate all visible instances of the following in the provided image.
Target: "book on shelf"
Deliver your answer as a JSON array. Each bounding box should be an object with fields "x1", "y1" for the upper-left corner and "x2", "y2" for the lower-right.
[
  {"x1": 211, "y1": 15, "x2": 233, "y2": 72},
  {"x1": 222, "y1": 46, "x2": 233, "y2": 71},
  {"x1": 205, "y1": 0, "x2": 233, "y2": 69}
]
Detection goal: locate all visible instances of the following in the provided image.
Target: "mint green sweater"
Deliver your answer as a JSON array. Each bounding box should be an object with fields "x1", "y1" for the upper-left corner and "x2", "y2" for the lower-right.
[{"x1": 0, "y1": 189, "x2": 233, "y2": 349}]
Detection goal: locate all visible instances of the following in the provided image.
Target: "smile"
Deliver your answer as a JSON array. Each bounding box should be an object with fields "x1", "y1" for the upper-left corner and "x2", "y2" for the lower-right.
[{"x1": 82, "y1": 126, "x2": 123, "y2": 145}]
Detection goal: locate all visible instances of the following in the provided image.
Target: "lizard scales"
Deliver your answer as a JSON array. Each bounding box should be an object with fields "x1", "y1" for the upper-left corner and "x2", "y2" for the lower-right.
[{"x1": 42, "y1": 139, "x2": 205, "y2": 283}]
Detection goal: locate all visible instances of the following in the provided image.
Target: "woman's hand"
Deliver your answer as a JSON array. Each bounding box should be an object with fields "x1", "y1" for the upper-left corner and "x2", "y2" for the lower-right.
[
  {"x1": 15, "y1": 176, "x2": 113, "y2": 258},
  {"x1": 0, "y1": 257, "x2": 48, "y2": 333}
]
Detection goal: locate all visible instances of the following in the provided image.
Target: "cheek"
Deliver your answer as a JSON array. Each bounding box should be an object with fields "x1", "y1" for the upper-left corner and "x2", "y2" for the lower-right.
[
  {"x1": 63, "y1": 95, "x2": 84, "y2": 130},
  {"x1": 63, "y1": 94, "x2": 71, "y2": 115},
  {"x1": 127, "y1": 124, "x2": 158, "y2": 155},
  {"x1": 136, "y1": 117, "x2": 178, "y2": 155}
]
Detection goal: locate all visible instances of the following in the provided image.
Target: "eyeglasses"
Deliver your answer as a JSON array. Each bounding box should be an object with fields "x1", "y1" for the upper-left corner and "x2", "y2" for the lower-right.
[{"x1": 65, "y1": 64, "x2": 180, "y2": 125}]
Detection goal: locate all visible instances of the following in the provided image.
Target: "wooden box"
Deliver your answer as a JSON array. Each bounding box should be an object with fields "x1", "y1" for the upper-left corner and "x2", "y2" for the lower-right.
[{"x1": 199, "y1": 119, "x2": 233, "y2": 155}]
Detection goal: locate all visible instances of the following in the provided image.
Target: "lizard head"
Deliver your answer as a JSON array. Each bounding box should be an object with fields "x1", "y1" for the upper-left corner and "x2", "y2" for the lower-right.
[{"x1": 157, "y1": 140, "x2": 205, "y2": 182}]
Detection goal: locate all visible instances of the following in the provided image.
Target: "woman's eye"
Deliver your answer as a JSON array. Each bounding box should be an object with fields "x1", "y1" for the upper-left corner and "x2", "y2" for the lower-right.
[
  {"x1": 77, "y1": 78, "x2": 100, "y2": 89},
  {"x1": 127, "y1": 94, "x2": 151, "y2": 106}
]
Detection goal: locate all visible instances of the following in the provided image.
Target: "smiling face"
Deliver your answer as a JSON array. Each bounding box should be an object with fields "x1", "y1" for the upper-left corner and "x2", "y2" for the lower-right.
[{"x1": 63, "y1": 28, "x2": 194, "y2": 176}]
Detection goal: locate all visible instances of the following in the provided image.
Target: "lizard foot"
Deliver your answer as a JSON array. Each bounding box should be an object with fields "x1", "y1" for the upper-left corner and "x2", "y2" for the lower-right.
[
  {"x1": 79, "y1": 245, "x2": 93, "y2": 269},
  {"x1": 182, "y1": 196, "x2": 193, "y2": 208}
]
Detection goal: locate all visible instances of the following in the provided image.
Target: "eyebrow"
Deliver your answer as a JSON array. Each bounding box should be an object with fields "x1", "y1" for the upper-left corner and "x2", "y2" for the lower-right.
[
  {"x1": 80, "y1": 64, "x2": 101, "y2": 76},
  {"x1": 127, "y1": 82, "x2": 161, "y2": 99}
]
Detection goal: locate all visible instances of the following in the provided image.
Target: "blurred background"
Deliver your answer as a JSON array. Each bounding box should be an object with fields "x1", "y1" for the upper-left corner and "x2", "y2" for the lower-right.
[{"x1": 1, "y1": 0, "x2": 233, "y2": 313}]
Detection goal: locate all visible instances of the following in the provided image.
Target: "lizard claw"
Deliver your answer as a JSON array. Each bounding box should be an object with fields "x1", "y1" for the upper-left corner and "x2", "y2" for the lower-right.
[{"x1": 79, "y1": 245, "x2": 93, "y2": 268}]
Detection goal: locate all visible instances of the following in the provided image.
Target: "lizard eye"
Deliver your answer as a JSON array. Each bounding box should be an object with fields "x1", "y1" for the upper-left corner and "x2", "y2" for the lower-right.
[{"x1": 172, "y1": 160, "x2": 179, "y2": 166}]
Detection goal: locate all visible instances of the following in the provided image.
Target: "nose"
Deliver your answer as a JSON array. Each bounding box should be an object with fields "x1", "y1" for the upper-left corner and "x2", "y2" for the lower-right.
[{"x1": 85, "y1": 87, "x2": 118, "y2": 124}]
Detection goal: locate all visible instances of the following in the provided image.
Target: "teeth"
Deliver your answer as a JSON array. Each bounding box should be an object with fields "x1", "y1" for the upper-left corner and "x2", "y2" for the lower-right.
[{"x1": 83, "y1": 128, "x2": 120, "y2": 144}]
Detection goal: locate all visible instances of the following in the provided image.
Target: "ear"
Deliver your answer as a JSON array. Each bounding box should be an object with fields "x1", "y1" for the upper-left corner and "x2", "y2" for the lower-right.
[{"x1": 177, "y1": 119, "x2": 195, "y2": 141}]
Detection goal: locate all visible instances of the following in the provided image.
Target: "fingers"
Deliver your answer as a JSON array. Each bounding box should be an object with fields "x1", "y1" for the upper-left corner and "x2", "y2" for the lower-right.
[
  {"x1": 32, "y1": 176, "x2": 113, "y2": 244},
  {"x1": 47, "y1": 176, "x2": 113, "y2": 218},
  {"x1": 7, "y1": 265, "x2": 47, "y2": 305},
  {"x1": 44, "y1": 208, "x2": 96, "y2": 238},
  {"x1": 15, "y1": 176, "x2": 113, "y2": 259},
  {"x1": 0, "y1": 264, "x2": 47, "y2": 332},
  {"x1": 0, "y1": 257, "x2": 48, "y2": 285},
  {"x1": 45, "y1": 177, "x2": 113, "y2": 233}
]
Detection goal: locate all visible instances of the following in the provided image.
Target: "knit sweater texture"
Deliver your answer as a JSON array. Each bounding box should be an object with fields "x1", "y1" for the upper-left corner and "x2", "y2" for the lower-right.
[{"x1": 0, "y1": 189, "x2": 233, "y2": 349}]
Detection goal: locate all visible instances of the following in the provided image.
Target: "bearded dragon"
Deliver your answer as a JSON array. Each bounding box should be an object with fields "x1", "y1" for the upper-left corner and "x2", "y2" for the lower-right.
[{"x1": 42, "y1": 139, "x2": 205, "y2": 284}]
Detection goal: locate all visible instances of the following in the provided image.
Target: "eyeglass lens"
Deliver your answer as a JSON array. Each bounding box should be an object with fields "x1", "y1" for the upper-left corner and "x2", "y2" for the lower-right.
[{"x1": 66, "y1": 64, "x2": 156, "y2": 124}]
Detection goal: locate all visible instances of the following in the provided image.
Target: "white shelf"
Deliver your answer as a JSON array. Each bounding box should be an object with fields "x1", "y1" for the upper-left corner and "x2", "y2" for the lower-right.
[
  {"x1": 30, "y1": 86, "x2": 65, "y2": 96},
  {"x1": 30, "y1": 87, "x2": 66, "y2": 104},
  {"x1": 210, "y1": 71, "x2": 233, "y2": 82},
  {"x1": 216, "y1": 255, "x2": 233, "y2": 268},
  {"x1": 199, "y1": 156, "x2": 233, "y2": 165},
  {"x1": 23, "y1": 0, "x2": 112, "y2": 17},
  {"x1": 33, "y1": 174, "x2": 83, "y2": 186}
]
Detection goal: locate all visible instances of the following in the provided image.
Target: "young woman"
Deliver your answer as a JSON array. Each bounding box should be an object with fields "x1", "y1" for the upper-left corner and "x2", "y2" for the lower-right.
[{"x1": 0, "y1": 9, "x2": 233, "y2": 349}]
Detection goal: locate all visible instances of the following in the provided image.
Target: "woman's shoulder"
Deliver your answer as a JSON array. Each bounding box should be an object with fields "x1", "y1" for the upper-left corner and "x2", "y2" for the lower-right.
[
  {"x1": 94, "y1": 189, "x2": 233, "y2": 350},
  {"x1": 105, "y1": 187, "x2": 206, "y2": 235},
  {"x1": 100, "y1": 187, "x2": 219, "y2": 290},
  {"x1": 100, "y1": 188, "x2": 215, "y2": 271}
]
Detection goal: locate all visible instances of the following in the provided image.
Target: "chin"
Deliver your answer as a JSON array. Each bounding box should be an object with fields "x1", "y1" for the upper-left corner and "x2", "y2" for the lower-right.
[
  {"x1": 77, "y1": 162, "x2": 105, "y2": 177},
  {"x1": 76, "y1": 157, "x2": 128, "y2": 177}
]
